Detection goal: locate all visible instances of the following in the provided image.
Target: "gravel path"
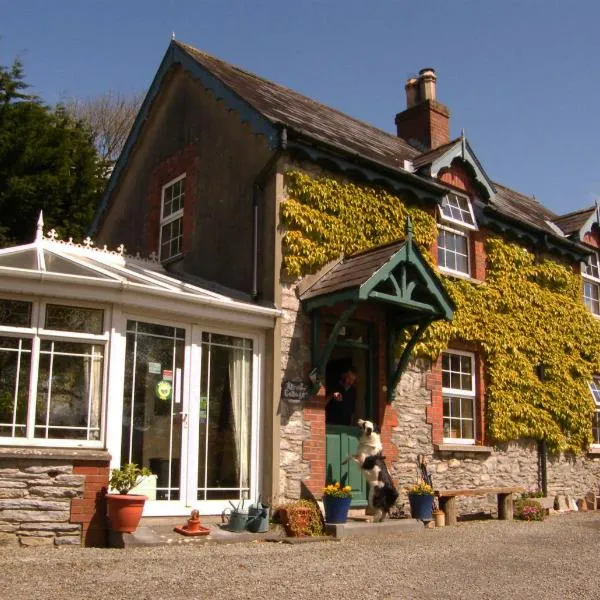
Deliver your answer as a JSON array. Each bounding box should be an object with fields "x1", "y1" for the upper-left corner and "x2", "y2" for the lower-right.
[{"x1": 1, "y1": 513, "x2": 599, "y2": 600}]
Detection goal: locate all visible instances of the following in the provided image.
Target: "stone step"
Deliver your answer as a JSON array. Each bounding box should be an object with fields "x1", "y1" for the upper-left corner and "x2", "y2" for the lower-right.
[{"x1": 325, "y1": 518, "x2": 423, "y2": 538}]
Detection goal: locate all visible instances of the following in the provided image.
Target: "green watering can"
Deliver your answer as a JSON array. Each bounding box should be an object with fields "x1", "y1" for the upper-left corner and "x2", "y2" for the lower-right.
[
  {"x1": 221, "y1": 500, "x2": 248, "y2": 532},
  {"x1": 246, "y1": 497, "x2": 270, "y2": 533}
]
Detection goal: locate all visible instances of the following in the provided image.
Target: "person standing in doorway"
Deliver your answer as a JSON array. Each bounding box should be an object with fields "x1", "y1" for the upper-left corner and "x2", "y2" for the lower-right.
[{"x1": 326, "y1": 366, "x2": 358, "y2": 426}]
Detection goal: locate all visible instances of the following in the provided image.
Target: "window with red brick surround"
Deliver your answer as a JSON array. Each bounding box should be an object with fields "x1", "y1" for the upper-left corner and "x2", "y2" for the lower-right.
[
  {"x1": 436, "y1": 166, "x2": 487, "y2": 282},
  {"x1": 146, "y1": 145, "x2": 196, "y2": 258},
  {"x1": 427, "y1": 342, "x2": 486, "y2": 446}
]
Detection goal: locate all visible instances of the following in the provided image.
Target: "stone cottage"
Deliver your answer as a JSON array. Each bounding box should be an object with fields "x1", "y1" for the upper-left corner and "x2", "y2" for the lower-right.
[{"x1": 1, "y1": 40, "x2": 599, "y2": 545}]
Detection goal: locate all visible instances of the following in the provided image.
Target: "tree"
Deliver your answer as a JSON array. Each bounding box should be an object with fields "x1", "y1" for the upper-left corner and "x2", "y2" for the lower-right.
[
  {"x1": 64, "y1": 91, "x2": 143, "y2": 176},
  {"x1": 0, "y1": 59, "x2": 104, "y2": 247}
]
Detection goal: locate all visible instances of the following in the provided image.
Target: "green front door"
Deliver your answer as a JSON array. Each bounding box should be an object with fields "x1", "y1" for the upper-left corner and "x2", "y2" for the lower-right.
[
  {"x1": 323, "y1": 320, "x2": 375, "y2": 508},
  {"x1": 326, "y1": 425, "x2": 368, "y2": 507}
]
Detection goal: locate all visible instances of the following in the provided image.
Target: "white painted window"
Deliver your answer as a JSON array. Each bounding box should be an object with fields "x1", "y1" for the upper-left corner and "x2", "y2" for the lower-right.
[
  {"x1": 442, "y1": 350, "x2": 476, "y2": 444},
  {"x1": 438, "y1": 225, "x2": 470, "y2": 276},
  {"x1": 582, "y1": 253, "x2": 600, "y2": 316},
  {"x1": 439, "y1": 193, "x2": 477, "y2": 230},
  {"x1": 590, "y1": 378, "x2": 600, "y2": 446},
  {"x1": 159, "y1": 174, "x2": 185, "y2": 262},
  {"x1": 0, "y1": 298, "x2": 107, "y2": 446}
]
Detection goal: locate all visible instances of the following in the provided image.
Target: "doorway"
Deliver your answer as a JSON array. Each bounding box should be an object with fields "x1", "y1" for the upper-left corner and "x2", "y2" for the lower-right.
[
  {"x1": 324, "y1": 319, "x2": 375, "y2": 507},
  {"x1": 120, "y1": 320, "x2": 257, "y2": 513}
]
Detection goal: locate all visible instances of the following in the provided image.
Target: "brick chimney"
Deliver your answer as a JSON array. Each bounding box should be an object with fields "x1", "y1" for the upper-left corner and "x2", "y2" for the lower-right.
[{"x1": 395, "y1": 68, "x2": 450, "y2": 151}]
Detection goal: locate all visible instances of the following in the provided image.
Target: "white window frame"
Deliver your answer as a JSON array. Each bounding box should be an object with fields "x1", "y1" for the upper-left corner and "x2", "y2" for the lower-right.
[
  {"x1": 590, "y1": 378, "x2": 600, "y2": 447},
  {"x1": 159, "y1": 173, "x2": 186, "y2": 263},
  {"x1": 437, "y1": 224, "x2": 471, "y2": 278},
  {"x1": 438, "y1": 192, "x2": 478, "y2": 231},
  {"x1": 582, "y1": 252, "x2": 600, "y2": 317},
  {"x1": 0, "y1": 298, "x2": 109, "y2": 448},
  {"x1": 442, "y1": 349, "x2": 477, "y2": 445}
]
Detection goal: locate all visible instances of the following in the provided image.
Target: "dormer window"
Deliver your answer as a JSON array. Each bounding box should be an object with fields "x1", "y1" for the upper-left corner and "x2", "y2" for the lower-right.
[
  {"x1": 439, "y1": 193, "x2": 477, "y2": 230},
  {"x1": 582, "y1": 252, "x2": 600, "y2": 316},
  {"x1": 160, "y1": 174, "x2": 185, "y2": 262},
  {"x1": 437, "y1": 193, "x2": 476, "y2": 277}
]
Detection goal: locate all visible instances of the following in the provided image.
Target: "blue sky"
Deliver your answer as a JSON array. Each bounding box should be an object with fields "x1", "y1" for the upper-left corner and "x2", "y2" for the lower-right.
[{"x1": 2, "y1": 0, "x2": 599, "y2": 215}]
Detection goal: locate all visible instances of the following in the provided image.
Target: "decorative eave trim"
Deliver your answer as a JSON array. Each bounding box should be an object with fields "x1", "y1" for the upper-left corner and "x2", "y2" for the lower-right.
[
  {"x1": 574, "y1": 210, "x2": 599, "y2": 243},
  {"x1": 426, "y1": 139, "x2": 496, "y2": 201},
  {"x1": 479, "y1": 205, "x2": 592, "y2": 261},
  {"x1": 90, "y1": 42, "x2": 279, "y2": 236},
  {"x1": 286, "y1": 134, "x2": 449, "y2": 204}
]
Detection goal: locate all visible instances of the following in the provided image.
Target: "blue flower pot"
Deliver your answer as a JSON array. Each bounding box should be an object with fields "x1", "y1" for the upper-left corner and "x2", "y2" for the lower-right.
[
  {"x1": 323, "y1": 495, "x2": 352, "y2": 523},
  {"x1": 408, "y1": 494, "x2": 434, "y2": 521}
]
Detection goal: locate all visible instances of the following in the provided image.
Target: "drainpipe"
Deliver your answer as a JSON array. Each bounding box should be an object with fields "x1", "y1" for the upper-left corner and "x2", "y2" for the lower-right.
[
  {"x1": 538, "y1": 439, "x2": 548, "y2": 497},
  {"x1": 536, "y1": 363, "x2": 548, "y2": 497},
  {"x1": 251, "y1": 126, "x2": 287, "y2": 300}
]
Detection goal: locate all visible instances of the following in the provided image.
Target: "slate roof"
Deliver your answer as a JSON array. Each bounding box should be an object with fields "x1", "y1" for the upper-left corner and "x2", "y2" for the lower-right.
[
  {"x1": 299, "y1": 241, "x2": 404, "y2": 301},
  {"x1": 175, "y1": 43, "x2": 573, "y2": 242},
  {"x1": 95, "y1": 40, "x2": 589, "y2": 257},
  {"x1": 175, "y1": 42, "x2": 421, "y2": 173},
  {"x1": 491, "y1": 183, "x2": 559, "y2": 235},
  {"x1": 553, "y1": 207, "x2": 594, "y2": 236}
]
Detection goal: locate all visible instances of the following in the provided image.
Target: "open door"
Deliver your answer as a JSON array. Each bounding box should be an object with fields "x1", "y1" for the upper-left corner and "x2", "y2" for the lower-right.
[{"x1": 324, "y1": 321, "x2": 374, "y2": 507}]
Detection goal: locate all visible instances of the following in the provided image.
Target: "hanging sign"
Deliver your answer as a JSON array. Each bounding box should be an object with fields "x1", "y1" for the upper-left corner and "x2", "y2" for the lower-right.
[
  {"x1": 155, "y1": 380, "x2": 172, "y2": 401},
  {"x1": 281, "y1": 379, "x2": 310, "y2": 404}
]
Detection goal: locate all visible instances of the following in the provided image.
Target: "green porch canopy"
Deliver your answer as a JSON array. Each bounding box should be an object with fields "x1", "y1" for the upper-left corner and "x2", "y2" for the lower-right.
[{"x1": 299, "y1": 220, "x2": 455, "y2": 401}]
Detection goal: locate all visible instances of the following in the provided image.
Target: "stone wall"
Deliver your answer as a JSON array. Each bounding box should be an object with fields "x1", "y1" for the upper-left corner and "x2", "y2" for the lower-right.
[
  {"x1": 278, "y1": 281, "x2": 311, "y2": 500},
  {"x1": 0, "y1": 461, "x2": 83, "y2": 547},
  {"x1": 391, "y1": 359, "x2": 600, "y2": 516},
  {"x1": 0, "y1": 449, "x2": 110, "y2": 547}
]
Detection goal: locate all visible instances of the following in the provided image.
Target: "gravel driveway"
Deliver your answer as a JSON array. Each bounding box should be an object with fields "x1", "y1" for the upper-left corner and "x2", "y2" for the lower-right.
[{"x1": 1, "y1": 513, "x2": 599, "y2": 600}]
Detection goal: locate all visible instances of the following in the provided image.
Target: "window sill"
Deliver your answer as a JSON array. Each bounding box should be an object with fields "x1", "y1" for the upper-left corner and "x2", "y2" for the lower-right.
[
  {"x1": 435, "y1": 443, "x2": 493, "y2": 454},
  {"x1": 439, "y1": 269, "x2": 483, "y2": 285},
  {"x1": 0, "y1": 446, "x2": 111, "y2": 462}
]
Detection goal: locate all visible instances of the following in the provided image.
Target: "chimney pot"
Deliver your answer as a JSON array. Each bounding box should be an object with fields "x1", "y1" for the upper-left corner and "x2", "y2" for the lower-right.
[
  {"x1": 405, "y1": 77, "x2": 419, "y2": 108},
  {"x1": 418, "y1": 68, "x2": 437, "y2": 102}
]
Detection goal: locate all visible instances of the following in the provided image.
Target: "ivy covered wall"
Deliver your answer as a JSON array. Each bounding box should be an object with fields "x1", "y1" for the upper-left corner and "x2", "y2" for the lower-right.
[{"x1": 281, "y1": 170, "x2": 600, "y2": 454}]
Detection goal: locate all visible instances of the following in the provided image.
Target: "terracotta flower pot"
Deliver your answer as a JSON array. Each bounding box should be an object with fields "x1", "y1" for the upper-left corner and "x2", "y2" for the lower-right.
[{"x1": 106, "y1": 494, "x2": 147, "y2": 533}]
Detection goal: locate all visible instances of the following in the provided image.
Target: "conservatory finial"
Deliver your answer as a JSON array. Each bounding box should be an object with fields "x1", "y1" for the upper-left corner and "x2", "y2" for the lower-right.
[{"x1": 36, "y1": 212, "x2": 44, "y2": 242}]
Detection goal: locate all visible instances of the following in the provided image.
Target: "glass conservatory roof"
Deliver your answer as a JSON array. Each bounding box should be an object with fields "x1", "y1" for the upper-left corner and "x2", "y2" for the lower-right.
[{"x1": 0, "y1": 215, "x2": 277, "y2": 318}]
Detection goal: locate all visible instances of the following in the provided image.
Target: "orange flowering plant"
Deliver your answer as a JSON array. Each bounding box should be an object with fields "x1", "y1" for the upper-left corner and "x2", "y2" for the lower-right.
[{"x1": 323, "y1": 482, "x2": 352, "y2": 498}]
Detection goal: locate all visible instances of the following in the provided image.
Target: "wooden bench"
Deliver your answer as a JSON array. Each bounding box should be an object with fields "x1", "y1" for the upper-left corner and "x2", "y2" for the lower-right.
[{"x1": 435, "y1": 487, "x2": 524, "y2": 526}]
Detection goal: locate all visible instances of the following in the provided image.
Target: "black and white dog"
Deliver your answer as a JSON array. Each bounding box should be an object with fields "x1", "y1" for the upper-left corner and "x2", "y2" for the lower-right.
[
  {"x1": 345, "y1": 419, "x2": 398, "y2": 522},
  {"x1": 355, "y1": 419, "x2": 383, "y2": 461},
  {"x1": 359, "y1": 453, "x2": 399, "y2": 522}
]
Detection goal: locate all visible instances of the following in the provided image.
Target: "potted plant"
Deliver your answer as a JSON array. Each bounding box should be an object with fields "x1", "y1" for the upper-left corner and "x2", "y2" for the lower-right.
[
  {"x1": 407, "y1": 480, "x2": 435, "y2": 522},
  {"x1": 323, "y1": 482, "x2": 352, "y2": 523},
  {"x1": 277, "y1": 500, "x2": 323, "y2": 537},
  {"x1": 106, "y1": 463, "x2": 152, "y2": 533}
]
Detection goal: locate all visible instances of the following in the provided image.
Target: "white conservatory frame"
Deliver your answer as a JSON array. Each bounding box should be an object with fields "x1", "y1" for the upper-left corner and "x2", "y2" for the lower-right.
[{"x1": 0, "y1": 216, "x2": 280, "y2": 516}]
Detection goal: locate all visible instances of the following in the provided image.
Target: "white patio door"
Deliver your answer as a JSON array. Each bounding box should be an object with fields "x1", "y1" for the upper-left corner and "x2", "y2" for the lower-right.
[
  {"x1": 189, "y1": 329, "x2": 256, "y2": 510},
  {"x1": 121, "y1": 320, "x2": 189, "y2": 507},
  {"x1": 121, "y1": 320, "x2": 259, "y2": 515}
]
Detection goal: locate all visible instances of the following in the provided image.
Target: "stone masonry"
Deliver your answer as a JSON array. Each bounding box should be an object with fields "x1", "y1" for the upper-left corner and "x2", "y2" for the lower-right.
[
  {"x1": 391, "y1": 360, "x2": 600, "y2": 516},
  {"x1": 0, "y1": 460, "x2": 84, "y2": 547},
  {"x1": 279, "y1": 281, "x2": 311, "y2": 500}
]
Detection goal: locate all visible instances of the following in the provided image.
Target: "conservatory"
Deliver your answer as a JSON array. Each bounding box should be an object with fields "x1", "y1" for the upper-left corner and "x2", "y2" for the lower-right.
[{"x1": 0, "y1": 216, "x2": 279, "y2": 516}]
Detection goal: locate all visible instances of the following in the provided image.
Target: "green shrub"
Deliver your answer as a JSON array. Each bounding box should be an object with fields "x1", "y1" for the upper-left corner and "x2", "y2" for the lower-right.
[{"x1": 514, "y1": 498, "x2": 546, "y2": 521}]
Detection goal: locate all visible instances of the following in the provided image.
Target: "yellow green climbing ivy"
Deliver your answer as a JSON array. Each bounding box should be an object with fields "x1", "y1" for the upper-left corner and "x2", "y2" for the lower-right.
[{"x1": 282, "y1": 170, "x2": 600, "y2": 454}]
